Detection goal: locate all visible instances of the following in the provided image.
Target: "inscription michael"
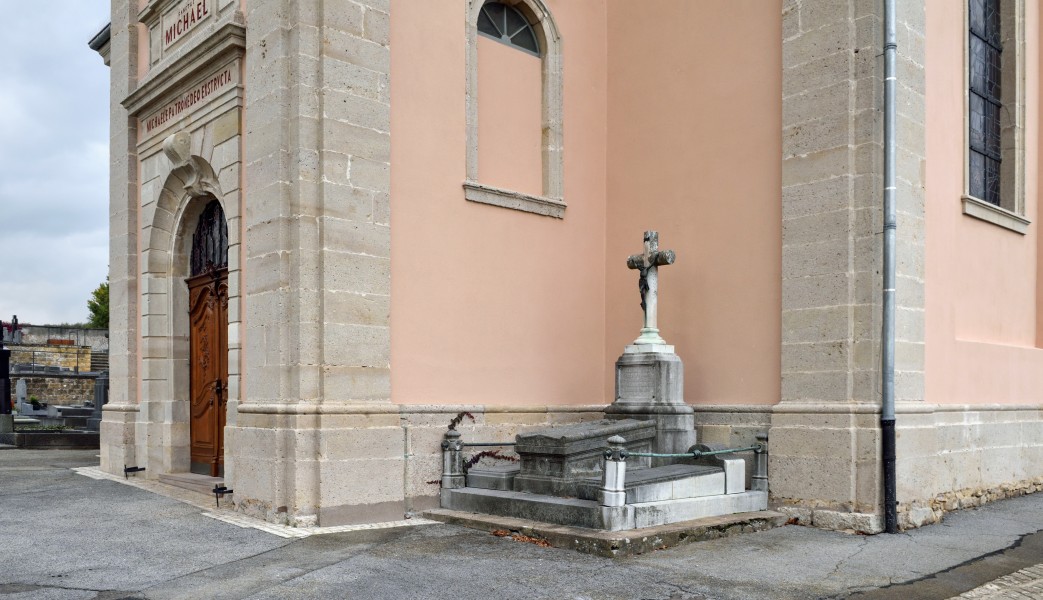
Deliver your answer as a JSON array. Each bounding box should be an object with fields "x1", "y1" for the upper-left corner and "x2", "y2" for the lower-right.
[{"x1": 163, "y1": 0, "x2": 211, "y2": 49}]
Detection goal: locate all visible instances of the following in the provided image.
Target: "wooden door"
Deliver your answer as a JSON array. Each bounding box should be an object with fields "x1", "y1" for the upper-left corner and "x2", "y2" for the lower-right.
[{"x1": 188, "y1": 269, "x2": 228, "y2": 477}]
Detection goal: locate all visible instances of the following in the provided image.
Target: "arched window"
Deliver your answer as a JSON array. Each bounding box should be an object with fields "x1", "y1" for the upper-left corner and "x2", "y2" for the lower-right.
[
  {"x1": 464, "y1": 0, "x2": 564, "y2": 219},
  {"x1": 477, "y1": 2, "x2": 540, "y2": 56},
  {"x1": 190, "y1": 199, "x2": 228, "y2": 276},
  {"x1": 962, "y1": 0, "x2": 1028, "y2": 232}
]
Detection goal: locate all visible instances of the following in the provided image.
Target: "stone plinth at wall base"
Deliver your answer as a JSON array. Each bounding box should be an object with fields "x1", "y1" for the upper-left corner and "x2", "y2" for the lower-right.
[
  {"x1": 897, "y1": 478, "x2": 1043, "y2": 530},
  {"x1": 229, "y1": 411, "x2": 407, "y2": 527},
  {"x1": 98, "y1": 405, "x2": 140, "y2": 475},
  {"x1": 775, "y1": 505, "x2": 884, "y2": 534},
  {"x1": 423, "y1": 508, "x2": 789, "y2": 558}
]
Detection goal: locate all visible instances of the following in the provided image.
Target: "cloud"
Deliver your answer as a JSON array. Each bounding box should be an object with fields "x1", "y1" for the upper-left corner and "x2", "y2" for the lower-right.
[{"x1": 0, "y1": 2, "x2": 111, "y2": 325}]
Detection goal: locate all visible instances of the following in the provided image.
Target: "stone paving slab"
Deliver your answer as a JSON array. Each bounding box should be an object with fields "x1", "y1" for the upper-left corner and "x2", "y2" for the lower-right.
[
  {"x1": 953, "y1": 564, "x2": 1043, "y2": 599},
  {"x1": 4, "y1": 449, "x2": 1043, "y2": 600},
  {"x1": 73, "y1": 465, "x2": 439, "y2": 539}
]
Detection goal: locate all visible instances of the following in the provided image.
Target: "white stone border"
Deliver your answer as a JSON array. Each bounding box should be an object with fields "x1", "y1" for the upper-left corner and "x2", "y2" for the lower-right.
[
  {"x1": 464, "y1": 0, "x2": 564, "y2": 217},
  {"x1": 73, "y1": 466, "x2": 437, "y2": 538}
]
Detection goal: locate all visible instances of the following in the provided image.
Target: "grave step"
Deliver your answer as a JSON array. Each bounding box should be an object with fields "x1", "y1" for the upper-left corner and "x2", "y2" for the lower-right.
[
  {"x1": 575, "y1": 463, "x2": 725, "y2": 502},
  {"x1": 424, "y1": 507, "x2": 788, "y2": 558},
  {"x1": 158, "y1": 472, "x2": 223, "y2": 496}
]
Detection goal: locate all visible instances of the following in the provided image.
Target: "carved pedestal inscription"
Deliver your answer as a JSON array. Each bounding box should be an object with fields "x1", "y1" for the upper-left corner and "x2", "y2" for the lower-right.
[{"x1": 618, "y1": 364, "x2": 656, "y2": 401}]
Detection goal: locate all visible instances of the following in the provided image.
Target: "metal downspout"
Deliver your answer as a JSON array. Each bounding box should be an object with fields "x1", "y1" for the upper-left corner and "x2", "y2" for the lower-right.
[{"x1": 882, "y1": 0, "x2": 899, "y2": 534}]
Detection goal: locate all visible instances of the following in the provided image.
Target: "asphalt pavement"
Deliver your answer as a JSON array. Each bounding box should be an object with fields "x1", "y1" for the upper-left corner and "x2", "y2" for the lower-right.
[{"x1": 2, "y1": 448, "x2": 1042, "y2": 600}]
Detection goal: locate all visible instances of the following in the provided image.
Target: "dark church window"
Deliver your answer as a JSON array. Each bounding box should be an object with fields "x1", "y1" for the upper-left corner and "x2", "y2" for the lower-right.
[
  {"x1": 968, "y1": 0, "x2": 1002, "y2": 206},
  {"x1": 477, "y1": 2, "x2": 540, "y2": 56},
  {"x1": 190, "y1": 200, "x2": 228, "y2": 276}
]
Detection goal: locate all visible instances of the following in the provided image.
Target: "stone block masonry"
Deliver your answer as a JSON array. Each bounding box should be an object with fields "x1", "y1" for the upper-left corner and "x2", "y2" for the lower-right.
[
  {"x1": 775, "y1": 0, "x2": 927, "y2": 531},
  {"x1": 8, "y1": 344, "x2": 92, "y2": 372},
  {"x1": 21, "y1": 375, "x2": 97, "y2": 407},
  {"x1": 233, "y1": 0, "x2": 393, "y2": 527}
]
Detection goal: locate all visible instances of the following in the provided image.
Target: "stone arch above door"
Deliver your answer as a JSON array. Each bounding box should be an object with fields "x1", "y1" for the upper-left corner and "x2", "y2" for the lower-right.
[{"x1": 138, "y1": 129, "x2": 243, "y2": 476}]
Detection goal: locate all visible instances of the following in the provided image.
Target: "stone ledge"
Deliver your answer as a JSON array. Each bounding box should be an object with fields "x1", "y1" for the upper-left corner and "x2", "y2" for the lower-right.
[
  {"x1": 423, "y1": 508, "x2": 788, "y2": 558},
  {"x1": 962, "y1": 195, "x2": 1031, "y2": 234},
  {"x1": 463, "y1": 181, "x2": 566, "y2": 219}
]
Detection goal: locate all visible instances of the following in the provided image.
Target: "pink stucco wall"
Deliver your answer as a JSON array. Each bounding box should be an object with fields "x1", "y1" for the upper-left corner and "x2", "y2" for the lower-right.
[
  {"x1": 390, "y1": 1, "x2": 609, "y2": 405},
  {"x1": 390, "y1": 2, "x2": 781, "y2": 407},
  {"x1": 477, "y1": 37, "x2": 543, "y2": 197},
  {"x1": 604, "y1": 1, "x2": 783, "y2": 406},
  {"x1": 925, "y1": 0, "x2": 1043, "y2": 404}
]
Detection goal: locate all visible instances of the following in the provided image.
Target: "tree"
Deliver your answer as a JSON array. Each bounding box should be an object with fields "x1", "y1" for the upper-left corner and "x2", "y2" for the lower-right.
[{"x1": 87, "y1": 280, "x2": 109, "y2": 329}]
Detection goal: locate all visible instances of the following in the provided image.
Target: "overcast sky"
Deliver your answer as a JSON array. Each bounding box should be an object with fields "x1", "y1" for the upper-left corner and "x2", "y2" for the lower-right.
[{"x1": 0, "y1": 2, "x2": 111, "y2": 326}]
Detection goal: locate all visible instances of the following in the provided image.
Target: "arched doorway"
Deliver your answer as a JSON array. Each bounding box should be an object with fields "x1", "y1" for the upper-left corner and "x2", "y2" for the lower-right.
[{"x1": 187, "y1": 199, "x2": 229, "y2": 477}]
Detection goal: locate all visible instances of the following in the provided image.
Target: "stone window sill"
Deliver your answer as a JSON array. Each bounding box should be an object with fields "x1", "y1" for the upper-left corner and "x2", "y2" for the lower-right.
[
  {"x1": 464, "y1": 181, "x2": 565, "y2": 219},
  {"x1": 962, "y1": 195, "x2": 1030, "y2": 235}
]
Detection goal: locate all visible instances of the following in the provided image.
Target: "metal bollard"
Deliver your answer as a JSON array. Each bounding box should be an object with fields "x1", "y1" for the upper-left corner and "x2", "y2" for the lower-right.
[
  {"x1": 752, "y1": 432, "x2": 769, "y2": 492},
  {"x1": 441, "y1": 429, "x2": 465, "y2": 490}
]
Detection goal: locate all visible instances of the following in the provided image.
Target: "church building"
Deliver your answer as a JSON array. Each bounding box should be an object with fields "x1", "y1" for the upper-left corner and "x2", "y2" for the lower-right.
[{"x1": 91, "y1": 0, "x2": 1043, "y2": 532}]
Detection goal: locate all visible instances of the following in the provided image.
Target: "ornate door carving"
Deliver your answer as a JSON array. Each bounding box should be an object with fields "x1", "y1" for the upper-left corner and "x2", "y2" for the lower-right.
[{"x1": 187, "y1": 200, "x2": 229, "y2": 477}]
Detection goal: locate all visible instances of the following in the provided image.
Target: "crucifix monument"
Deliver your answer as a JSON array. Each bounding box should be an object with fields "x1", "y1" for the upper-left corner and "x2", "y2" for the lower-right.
[
  {"x1": 606, "y1": 231, "x2": 696, "y2": 462},
  {"x1": 626, "y1": 231, "x2": 675, "y2": 348}
]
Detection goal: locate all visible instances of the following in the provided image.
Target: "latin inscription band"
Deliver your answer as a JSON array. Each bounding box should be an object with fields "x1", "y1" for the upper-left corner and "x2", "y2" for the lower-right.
[{"x1": 141, "y1": 66, "x2": 236, "y2": 137}]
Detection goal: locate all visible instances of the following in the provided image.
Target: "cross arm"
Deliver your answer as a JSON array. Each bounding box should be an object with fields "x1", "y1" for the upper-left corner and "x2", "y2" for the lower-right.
[{"x1": 650, "y1": 250, "x2": 675, "y2": 266}]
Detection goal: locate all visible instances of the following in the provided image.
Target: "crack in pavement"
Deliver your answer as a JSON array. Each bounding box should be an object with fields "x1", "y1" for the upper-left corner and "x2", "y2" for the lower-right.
[{"x1": 824, "y1": 536, "x2": 873, "y2": 581}]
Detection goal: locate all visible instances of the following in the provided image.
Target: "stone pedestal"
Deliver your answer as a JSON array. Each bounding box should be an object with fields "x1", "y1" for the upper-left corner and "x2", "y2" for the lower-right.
[{"x1": 604, "y1": 346, "x2": 696, "y2": 466}]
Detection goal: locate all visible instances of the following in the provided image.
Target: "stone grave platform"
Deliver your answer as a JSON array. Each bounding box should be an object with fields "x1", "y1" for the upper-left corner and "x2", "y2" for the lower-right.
[{"x1": 439, "y1": 232, "x2": 770, "y2": 535}]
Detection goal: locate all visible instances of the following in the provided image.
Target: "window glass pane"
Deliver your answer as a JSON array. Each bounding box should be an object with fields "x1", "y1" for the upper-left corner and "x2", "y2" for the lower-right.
[
  {"x1": 969, "y1": 0, "x2": 985, "y2": 35},
  {"x1": 969, "y1": 151, "x2": 986, "y2": 200},
  {"x1": 505, "y1": 5, "x2": 529, "y2": 38},
  {"x1": 969, "y1": 36, "x2": 987, "y2": 94},
  {"x1": 984, "y1": 156, "x2": 1001, "y2": 205},
  {"x1": 191, "y1": 200, "x2": 228, "y2": 276},
  {"x1": 511, "y1": 28, "x2": 539, "y2": 54},
  {"x1": 478, "y1": 8, "x2": 499, "y2": 37},
  {"x1": 984, "y1": 0, "x2": 1001, "y2": 46},
  {"x1": 985, "y1": 45, "x2": 1002, "y2": 100},
  {"x1": 478, "y1": 3, "x2": 540, "y2": 56},
  {"x1": 969, "y1": 93, "x2": 985, "y2": 152},
  {"x1": 985, "y1": 101, "x2": 1002, "y2": 158},
  {"x1": 483, "y1": 3, "x2": 506, "y2": 37}
]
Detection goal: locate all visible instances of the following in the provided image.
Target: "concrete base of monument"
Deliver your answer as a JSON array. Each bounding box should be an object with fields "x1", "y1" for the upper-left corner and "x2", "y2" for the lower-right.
[{"x1": 423, "y1": 506, "x2": 788, "y2": 558}]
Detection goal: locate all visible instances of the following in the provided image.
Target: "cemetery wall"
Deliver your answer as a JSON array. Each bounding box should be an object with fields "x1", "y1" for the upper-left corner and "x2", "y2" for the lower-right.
[
  {"x1": 604, "y1": 1, "x2": 783, "y2": 407},
  {"x1": 18, "y1": 326, "x2": 109, "y2": 352},
  {"x1": 18, "y1": 375, "x2": 97, "y2": 406},
  {"x1": 8, "y1": 344, "x2": 93, "y2": 372}
]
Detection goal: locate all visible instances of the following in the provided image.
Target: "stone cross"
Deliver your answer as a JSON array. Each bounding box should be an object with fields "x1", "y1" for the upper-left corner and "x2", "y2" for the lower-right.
[{"x1": 626, "y1": 231, "x2": 675, "y2": 346}]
